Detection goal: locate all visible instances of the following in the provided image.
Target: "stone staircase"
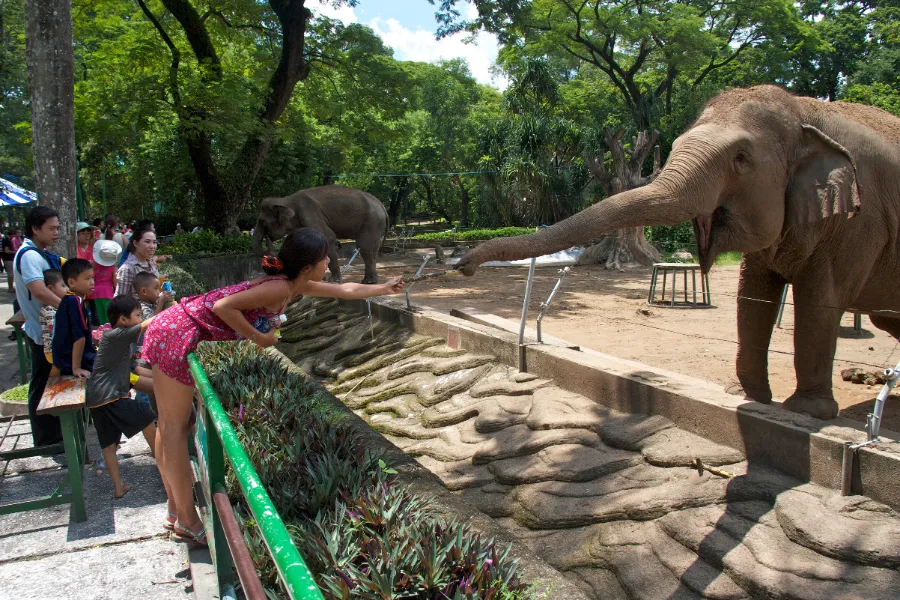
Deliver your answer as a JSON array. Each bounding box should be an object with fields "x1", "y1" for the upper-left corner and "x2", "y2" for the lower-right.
[{"x1": 282, "y1": 298, "x2": 900, "y2": 600}]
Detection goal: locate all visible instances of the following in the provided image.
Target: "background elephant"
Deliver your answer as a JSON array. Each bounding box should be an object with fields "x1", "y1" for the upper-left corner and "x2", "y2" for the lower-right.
[
  {"x1": 458, "y1": 85, "x2": 900, "y2": 420},
  {"x1": 253, "y1": 185, "x2": 388, "y2": 284}
]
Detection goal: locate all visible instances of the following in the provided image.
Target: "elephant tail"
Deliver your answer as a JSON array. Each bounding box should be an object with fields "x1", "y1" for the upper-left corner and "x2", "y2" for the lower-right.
[{"x1": 378, "y1": 201, "x2": 390, "y2": 256}]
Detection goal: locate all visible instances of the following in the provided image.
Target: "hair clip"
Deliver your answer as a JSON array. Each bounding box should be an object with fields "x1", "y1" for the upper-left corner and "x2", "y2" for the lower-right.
[{"x1": 262, "y1": 255, "x2": 283, "y2": 272}]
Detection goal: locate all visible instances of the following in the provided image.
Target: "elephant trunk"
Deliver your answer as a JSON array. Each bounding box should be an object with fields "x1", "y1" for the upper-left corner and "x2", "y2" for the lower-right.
[
  {"x1": 251, "y1": 223, "x2": 268, "y2": 257},
  {"x1": 459, "y1": 180, "x2": 700, "y2": 272}
]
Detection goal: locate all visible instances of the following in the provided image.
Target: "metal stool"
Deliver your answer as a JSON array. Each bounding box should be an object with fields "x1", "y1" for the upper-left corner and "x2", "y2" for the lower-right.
[{"x1": 648, "y1": 263, "x2": 712, "y2": 308}]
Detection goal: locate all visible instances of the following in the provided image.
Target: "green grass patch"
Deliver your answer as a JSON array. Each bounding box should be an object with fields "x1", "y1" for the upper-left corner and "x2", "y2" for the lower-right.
[
  {"x1": 715, "y1": 251, "x2": 742, "y2": 265},
  {"x1": 412, "y1": 227, "x2": 533, "y2": 243},
  {"x1": 0, "y1": 384, "x2": 28, "y2": 403}
]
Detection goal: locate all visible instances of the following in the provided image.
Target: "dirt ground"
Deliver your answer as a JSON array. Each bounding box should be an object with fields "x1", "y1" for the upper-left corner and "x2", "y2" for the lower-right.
[{"x1": 368, "y1": 250, "x2": 900, "y2": 433}]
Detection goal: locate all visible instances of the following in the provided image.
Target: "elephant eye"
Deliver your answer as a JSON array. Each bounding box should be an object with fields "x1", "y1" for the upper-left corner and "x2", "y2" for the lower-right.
[{"x1": 733, "y1": 152, "x2": 751, "y2": 174}]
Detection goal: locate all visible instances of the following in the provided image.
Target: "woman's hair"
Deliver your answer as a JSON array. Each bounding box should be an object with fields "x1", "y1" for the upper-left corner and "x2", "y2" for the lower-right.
[
  {"x1": 263, "y1": 227, "x2": 328, "y2": 280},
  {"x1": 104, "y1": 214, "x2": 118, "y2": 240}
]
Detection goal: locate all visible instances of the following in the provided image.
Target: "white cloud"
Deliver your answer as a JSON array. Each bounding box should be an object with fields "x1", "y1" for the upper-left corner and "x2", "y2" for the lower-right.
[
  {"x1": 369, "y1": 17, "x2": 507, "y2": 90},
  {"x1": 309, "y1": 1, "x2": 359, "y2": 24},
  {"x1": 309, "y1": 1, "x2": 506, "y2": 90}
]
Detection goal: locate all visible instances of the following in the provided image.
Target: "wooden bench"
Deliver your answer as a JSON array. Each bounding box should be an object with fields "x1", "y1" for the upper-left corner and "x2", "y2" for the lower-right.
[
  {"x1": 0, "y1": 377, "x2": 88, "y2": 522},
  {"x1": 5, "y1": 310, "x2": 30, "y2": 385}
]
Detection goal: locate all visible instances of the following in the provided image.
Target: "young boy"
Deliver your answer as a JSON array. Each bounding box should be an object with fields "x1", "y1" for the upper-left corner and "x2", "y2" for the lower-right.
[
  {"x1": 133, "y1": 271, "x2": 174, "y2": 320},
  {"x1": 53, "y1": 259, "x2": 96, "y2": 378},
  {"x1": 86, "y1": 295, "x2": 159, "y2": 499},
  {"x1": 40, "y1": 269, "x2": 68, "y2": 374}
]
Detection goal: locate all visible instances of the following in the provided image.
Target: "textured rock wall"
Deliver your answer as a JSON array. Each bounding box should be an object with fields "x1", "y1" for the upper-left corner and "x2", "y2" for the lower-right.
[{"x1": 282, "y1": 298, "x2": 900, "y2": 600}]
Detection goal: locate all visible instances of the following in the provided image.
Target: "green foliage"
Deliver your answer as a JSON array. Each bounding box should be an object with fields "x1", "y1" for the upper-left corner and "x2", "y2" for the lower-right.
[
  {"x1": 0, "y1": 384, "x2": 28, "y2": 403},
  {"x1": 163, "y1": 231, "x2": 253, "y2": 257},
  {"x1": 157, "y1": 261, "x2": 204, "y2": 300},
  {"x1": 842, "y1": 82, "x2": 900, "y2": 117},
  {"x1": 646, "y1": 222, "x2": 696, "y2": 253},
  {"x1": 413, "y1": 227, "x2": 534, "y2": 242},
  {"x1": 198, "y1": 343, "x2": 528, "y2": 599}
]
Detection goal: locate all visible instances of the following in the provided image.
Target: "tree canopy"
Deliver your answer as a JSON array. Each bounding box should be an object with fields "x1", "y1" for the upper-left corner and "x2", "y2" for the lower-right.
[{"x1": 1, "y1": 0, "x2": 898, "y2": 234}]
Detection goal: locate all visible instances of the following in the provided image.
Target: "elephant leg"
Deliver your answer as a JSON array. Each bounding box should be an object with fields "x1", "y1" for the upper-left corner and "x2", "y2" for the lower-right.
[
  {"x1": 869, "y1": 314, "x2": 900, "y2": 342},
  {"x1": 356, "y1": 232, "x2": 380, "y2": 284},
  {"x1": 728, "y1": 253, "x2": 785, "y2": 404},
  {"x1": 783, "y1": 277, "x2": 842, "y2": 420},
  {"x1": 326, "y1": 241, "x2": 341, "y2": 282}
]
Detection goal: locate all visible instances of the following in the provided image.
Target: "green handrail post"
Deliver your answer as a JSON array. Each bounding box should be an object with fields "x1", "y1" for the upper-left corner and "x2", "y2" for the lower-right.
[
  {"x1": 206, "y1": 410, "x2": 235, "y2": 590},
  {"x1": 188, "y1": 354, "x2": 325, "y2": 600}
]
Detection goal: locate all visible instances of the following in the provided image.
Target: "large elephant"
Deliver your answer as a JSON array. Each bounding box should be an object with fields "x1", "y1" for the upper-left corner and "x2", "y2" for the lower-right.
[
  {"x1": 458, "y1": 85, "x2": 900, "y2": 420},
  {"x1": 253, "y1": 185, "x2": 388, "y2": 284}
]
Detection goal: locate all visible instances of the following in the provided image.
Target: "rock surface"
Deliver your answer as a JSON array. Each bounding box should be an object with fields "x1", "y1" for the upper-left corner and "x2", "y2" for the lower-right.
[{"x1": 282, "y1": 298, "x2": 900, "y2": 600}]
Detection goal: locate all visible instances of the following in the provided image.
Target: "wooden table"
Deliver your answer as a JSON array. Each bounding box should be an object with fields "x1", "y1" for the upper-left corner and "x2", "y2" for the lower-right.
[
  {"x1": 5, "y1": 311, "x2": 29, "y2": 385},
  {"x1": 648, "y1": 263, "x2": 713, "y2": 308},
  {"x1": 0, "y1": 377, "x2": 88, "y2": 522}
]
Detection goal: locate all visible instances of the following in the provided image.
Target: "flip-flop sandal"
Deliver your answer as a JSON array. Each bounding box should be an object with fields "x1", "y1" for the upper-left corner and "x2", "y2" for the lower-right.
[
  {"x1": 163, "y1": 512, "x2": 177, "y2": 531},
  {"x1": 172, "y1": 522, "x2": 208, "y2": 547}
]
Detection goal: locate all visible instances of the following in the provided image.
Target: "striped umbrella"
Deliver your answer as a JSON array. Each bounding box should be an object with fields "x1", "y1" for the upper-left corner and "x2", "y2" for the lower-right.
[{"x1": 0, "y1": 176, "x2": 37, "y2": 206}]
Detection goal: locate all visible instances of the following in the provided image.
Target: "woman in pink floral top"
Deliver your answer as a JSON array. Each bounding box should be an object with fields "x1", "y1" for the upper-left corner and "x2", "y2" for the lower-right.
[{"x1": 144, "y1": 227, "x2": 405, "y2": 546}]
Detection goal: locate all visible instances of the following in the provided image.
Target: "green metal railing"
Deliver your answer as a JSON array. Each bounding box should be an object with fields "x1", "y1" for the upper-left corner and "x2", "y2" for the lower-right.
[{"x1": 188, "y1": 353, "x2": 325, "y2": 600}]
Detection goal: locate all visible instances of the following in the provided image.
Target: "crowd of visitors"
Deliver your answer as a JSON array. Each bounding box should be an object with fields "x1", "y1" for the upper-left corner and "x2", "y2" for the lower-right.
[{"x1": 10, "y1": 206, "x2": 406, "y2": 547}]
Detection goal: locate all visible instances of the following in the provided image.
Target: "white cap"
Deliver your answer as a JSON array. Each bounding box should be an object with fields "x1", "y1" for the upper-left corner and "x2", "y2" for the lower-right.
[{"x1": 93, "y1": 240, "x2": 122, "y2": 267}]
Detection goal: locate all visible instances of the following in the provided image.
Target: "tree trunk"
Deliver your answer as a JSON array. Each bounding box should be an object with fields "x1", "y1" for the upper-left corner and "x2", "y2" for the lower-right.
[
  {"x1": 580, "y1": 129, "x2": 661, "y2": 271},
  {"x1": 453, "y1": 175, "x2": 470, "y2": 227},
  {"x1": 23, "y1": 0, "x2": 76, "y2": 257}
]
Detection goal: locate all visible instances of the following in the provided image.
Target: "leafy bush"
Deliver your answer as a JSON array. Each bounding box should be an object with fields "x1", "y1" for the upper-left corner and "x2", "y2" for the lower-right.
[
  {"x1": 412, "y1": 227, "x2": 533, "y2": 243},
  {"x1": 158, "y1": 262, "x2": 205, "y2": 300},
  {"x1": 198, "y1": 343, "x2": 529, "y2": 599},
  {"x1": 0, "y1": 384, "x2": 28, "y2": 402},
  {"x1": 163, "y1": 230, "x2": 253, "y2": 257},
  {"x1": 645, "y1": 222, "x2": 695, "y2": 253}
]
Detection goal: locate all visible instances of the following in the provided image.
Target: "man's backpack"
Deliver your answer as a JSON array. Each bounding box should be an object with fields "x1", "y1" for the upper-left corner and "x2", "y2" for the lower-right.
[{"x1": 15, "y1": 245, "x2": 62, "y2": 300}]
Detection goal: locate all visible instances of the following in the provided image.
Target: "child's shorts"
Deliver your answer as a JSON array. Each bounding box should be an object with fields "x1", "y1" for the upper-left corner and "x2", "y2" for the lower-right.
[
  {"x1": 90, "y1": 397, "x2": 156, "y2": 449},
  {"x1": 129, "y1": 372, "x2": 139, "y2": 386}
]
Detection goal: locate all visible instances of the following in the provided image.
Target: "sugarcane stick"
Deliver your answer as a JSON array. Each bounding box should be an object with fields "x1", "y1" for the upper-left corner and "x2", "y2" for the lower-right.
[
  {"x1": 693, "y1": 458, "x2": 734, "y2": 479},
  {"x1": 399, "y1": 269, "x2": 463, "y2": 284}
]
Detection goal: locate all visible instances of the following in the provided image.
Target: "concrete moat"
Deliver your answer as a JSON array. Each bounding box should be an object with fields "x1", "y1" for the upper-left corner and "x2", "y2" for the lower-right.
[{"x1": 280, "y1": 297, "x2": 900, "y2": 600}]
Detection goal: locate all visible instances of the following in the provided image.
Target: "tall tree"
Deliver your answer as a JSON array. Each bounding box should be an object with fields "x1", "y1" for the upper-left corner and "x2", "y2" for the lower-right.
[
  {"x1": 23, "y1": 0, "x2": 77, "y2": 255},
  {"x1": 434, "y1": 0, "x2": 816, "y2": 129},
  {"x1": 130, "y1": 0, "x2": 357, "y2": 232}
]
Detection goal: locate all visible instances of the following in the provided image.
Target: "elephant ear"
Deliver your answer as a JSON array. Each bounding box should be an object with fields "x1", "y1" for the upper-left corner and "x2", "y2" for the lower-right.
[
  {"x1": 785, "y1": 124, "x2": 861, "y2": 227},
  {"x1": 272, "y1": 202, "x2": 296, "y2": 223}
]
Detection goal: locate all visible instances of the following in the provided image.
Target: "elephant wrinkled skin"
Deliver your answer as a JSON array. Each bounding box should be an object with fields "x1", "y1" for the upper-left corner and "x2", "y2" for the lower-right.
[
  {"x1": 253, "y1": 185, "x2": 389, "y2": 284},
  {"x1": 458, "y1": 85, "x2": 900, "y2": 420}
]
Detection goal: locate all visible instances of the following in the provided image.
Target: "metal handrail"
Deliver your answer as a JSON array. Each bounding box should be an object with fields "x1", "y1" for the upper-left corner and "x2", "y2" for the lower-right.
[{"x1": 188, "y1": 353, "x2": 325, "y2": 600}]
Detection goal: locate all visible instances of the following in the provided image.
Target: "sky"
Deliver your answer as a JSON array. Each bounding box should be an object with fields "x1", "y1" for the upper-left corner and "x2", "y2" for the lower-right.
[{"x1": 310, "y1": 1, "x2": 508, "y2": 90}]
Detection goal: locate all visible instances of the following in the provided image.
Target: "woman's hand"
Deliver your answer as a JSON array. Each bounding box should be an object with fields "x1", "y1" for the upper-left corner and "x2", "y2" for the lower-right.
[
  {"x1": 382, "y1": 278, "x2": 405, "y2": 295},
  {"x1": 73, "y1": 368, "x2": 91, "y2": 379},
  {"x1": 253, "y1": 330, "x2": 278, "y2": 348}
]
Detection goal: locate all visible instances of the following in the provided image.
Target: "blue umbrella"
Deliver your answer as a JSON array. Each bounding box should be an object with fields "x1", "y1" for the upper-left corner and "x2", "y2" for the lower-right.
[{"x1": 0, "y1": 177, "x2": 37, "y2": 206}]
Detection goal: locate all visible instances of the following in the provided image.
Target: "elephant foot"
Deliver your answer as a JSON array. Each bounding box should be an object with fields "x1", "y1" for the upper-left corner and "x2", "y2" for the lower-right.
[
  {"x1": 361, "y1": 275, "x2": 378, "y2": 284},
  {"x1": 783, "y1": 393, "x2": 839, "y2": 420},
  {"x1": 724, "y1": 379, "x2": 772, "y2": 404}
]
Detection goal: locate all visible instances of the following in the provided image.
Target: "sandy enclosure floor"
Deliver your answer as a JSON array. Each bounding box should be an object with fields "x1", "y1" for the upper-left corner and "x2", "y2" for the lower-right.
[{"x1": 364, "y1": 251, "x2": 900, "y2": 432}]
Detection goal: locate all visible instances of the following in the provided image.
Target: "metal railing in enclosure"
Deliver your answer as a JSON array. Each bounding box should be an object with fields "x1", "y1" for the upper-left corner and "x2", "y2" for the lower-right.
[{"x1": 188, "y1": 354, "x2": 324, "y2": 600}]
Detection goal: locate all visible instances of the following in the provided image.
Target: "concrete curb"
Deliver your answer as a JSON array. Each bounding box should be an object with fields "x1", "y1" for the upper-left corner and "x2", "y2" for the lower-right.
[
  {"x1": 0, "y1": 399, "x2": 28, "y2": 417},
  {"x1": 344, "y1": 297, "x2": 900, "y2": 510},
  {"x1": 267, "y1": 347, "x2": 592, "y2": 600}
]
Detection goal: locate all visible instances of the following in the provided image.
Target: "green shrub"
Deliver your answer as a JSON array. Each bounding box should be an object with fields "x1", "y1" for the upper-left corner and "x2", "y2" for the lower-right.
[
  {"x1": 163, "y1": 230, "x2": 253, "y2": 257},
  {"x1": 0, "y1": 384, "x2": 28, "y2": 402},
  {"x1": 158, "y1": 262, "x2": 205, "y2": 300},
  {"x1": 412, "y1": 227, "x2": 533, "y2": 243},
  {"x1": 198, "y1": 343, "x2": 528, "y2": 599},
  {"x1": 645, "y1": 222, "x2": 695, "y2": 253}
]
